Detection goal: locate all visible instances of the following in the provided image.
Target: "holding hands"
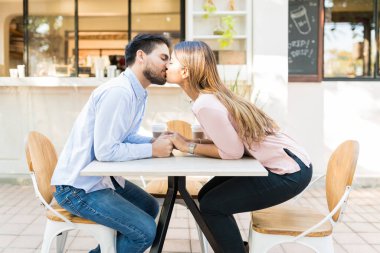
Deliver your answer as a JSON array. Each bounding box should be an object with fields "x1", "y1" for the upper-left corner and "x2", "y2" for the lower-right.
[
  {"x1": 169, "y1": 132, "x2": 191, "y2": 153},
  {"x1": 152, "y1": 132, "x2": 192, "y2": 157}
]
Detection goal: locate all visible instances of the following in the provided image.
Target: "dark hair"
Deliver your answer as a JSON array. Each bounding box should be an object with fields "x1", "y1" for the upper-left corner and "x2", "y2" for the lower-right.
[{"x1": 124, "y1": 33, "x2": 171, "y2": 67}]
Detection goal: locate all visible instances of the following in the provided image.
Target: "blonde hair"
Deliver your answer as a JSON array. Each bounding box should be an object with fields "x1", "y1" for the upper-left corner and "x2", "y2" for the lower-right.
[{"x1": 174, "y1": 41, "x2": 278, "y2": 146}]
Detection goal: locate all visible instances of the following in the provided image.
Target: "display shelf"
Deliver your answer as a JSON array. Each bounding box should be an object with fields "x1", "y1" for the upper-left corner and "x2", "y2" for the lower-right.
[
  {"x1": 192, "y1": 11, "x2": 247, "y2": 16},
  {"x1": 192, "y1": 35, "x2": 247, "y2": 39},
  {"x1": 186, "y1": 0, "x2": 252, "y2": 82}
]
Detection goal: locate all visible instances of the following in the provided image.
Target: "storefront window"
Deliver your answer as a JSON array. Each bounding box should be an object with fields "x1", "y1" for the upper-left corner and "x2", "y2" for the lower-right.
[
  {"x1": 9, "y1": 0, "x2": 183, "y2": 77},
  {"x1": 9, "y1": 17, "x2": 24, "y2": 69},
  {"x1": 131, "y1": 0, "x2": 181, "y2": 50},
  {"x1": 324, "y1": 0, "x2": 375, "y2": 78},
  {"x1": 78, "y1": 0, "x2": 128, "y2": 77},
  {"x1": 27, "y1": 0, "x2": 75, "y2": 77}
]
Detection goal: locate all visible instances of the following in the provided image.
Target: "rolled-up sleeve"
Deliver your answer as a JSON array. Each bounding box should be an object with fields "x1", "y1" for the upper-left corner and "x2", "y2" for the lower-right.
[
  {"x1": 196, "y1": 107, "x2": 244, "y2": 159},
  {"x1": 93, "y1": 87, "x2": 152, "y2": 161}
]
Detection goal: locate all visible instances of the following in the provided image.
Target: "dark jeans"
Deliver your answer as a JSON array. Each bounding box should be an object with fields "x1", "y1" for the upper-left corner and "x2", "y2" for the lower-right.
[
  {"x1": 198, "y1": 149, "x2": 313, "y2": 253},
  {"x1": 54, "y1": 177, "x2": 159, "y2": 253}
]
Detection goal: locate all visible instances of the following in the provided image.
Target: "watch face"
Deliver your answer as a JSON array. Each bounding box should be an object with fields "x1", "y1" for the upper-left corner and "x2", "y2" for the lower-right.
[{"x1": 188, "y1": 143, "x2": 196, "y2": 154}]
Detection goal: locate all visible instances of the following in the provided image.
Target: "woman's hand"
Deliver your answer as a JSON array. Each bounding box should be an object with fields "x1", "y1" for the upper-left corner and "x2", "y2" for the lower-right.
[{"x1": 169, "y1": 132, "x2": 190, "y2": 152}]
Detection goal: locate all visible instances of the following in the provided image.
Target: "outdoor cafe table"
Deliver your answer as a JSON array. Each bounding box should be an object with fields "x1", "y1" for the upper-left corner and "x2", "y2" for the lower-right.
[{"x1": 81, "y1": 154, "x2": 267, "y2": 253}]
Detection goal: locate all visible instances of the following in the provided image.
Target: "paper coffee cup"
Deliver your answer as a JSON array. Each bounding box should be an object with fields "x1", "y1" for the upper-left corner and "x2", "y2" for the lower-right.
[
  {"x1": 152, "y1": 123, "x2": 166, "y2": 138},
  {"x1": 9, "y1": 69, "x2": 18, "y2": 78},
  {"x1": 191, "y1": 124, "x2": 204, "y2": 139},
  {"x1": 17, "y1": 65, "x2": 25, "y2": 77},
  {"x1": 107, "y1": 65, "x2": 117, "y2": 78}
]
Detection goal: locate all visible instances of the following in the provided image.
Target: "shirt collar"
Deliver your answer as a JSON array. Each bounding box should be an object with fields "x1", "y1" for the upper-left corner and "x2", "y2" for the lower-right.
[{"x1": 123, "y1": 68, "x2": 147, "y2": 100}]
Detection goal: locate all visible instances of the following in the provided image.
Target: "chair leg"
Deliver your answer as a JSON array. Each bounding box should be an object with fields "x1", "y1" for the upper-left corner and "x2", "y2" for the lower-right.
[
  {"x1": 41, "y1": 220, "x2": 73, "y2": 253},
  {"x1": 195, "y1": 222, "x2": 209, "y2": 253},
  {"x1": 299, "y1": 235, "x2": 334, "y2": 253},
  {"x1": 86, "y1": 224, "x2": 116, "y2": 253},
  {"x1": 249, "y1": 230, "x2": 283, "y2": 253},
  {"x1": 249, "y1": 229, "x2": 335, "y2": 253},
  {"x1": 56, "y1": 231, "x2": 68, "y2": 253}
]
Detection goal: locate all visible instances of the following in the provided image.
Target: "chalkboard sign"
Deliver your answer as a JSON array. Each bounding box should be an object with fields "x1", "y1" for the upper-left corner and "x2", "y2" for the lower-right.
[{"x1": 288, "y1": 0, "x2": 320, "y2": 78}]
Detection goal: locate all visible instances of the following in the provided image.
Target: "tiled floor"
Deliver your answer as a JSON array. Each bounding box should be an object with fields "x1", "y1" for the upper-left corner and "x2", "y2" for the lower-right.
[{"x1": 1, "y1": 183, "x2": 380, "y2": 253}]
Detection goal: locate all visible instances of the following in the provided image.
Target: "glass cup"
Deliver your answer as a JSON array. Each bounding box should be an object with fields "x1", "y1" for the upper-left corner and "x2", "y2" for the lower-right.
[
  {"x1": 9, "y1": 69, "x2": 18, "y2": 78},
  {"x1": 191, "y1": 124, "x2": 204, "y2": 139},
  {"x1": 152, "y1": 123, "x2": 166, "y2": 138},
  {"x1": 94, "y1": 58, "x2": 104, "y2": 78},
  {"x1": 17, "y1": 65, "x2": 25, "y2": 77},
  {"x1": 107, "y1": 65, "x2": 117, "y2": 78}
]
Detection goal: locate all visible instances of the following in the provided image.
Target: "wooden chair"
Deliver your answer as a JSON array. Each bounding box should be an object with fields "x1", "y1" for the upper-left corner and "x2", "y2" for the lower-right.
[
  {"x1": 144, "y1": 120, "x2": 209, "y2": 253},
  {"x1": 146, "y1": 120, "x2": 203, "y2": 198},
  {"x1": 25, "y1": 131, "x2": 116, "y2": 253},
  {"x1": 248, "y1": 140, "x2": 359, "y2": 253}
]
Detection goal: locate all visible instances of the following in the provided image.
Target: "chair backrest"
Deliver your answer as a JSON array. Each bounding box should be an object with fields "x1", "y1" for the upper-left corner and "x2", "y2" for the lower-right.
[
  {"x1": 167, "y1": 120, "x2": 192, "y2": 139},
  {"x1": 25, "y1": 131, "x2": 58, "y2": 205},
  {"x1": 326, "y1": 140, "x2": 359, "y2": 221}
]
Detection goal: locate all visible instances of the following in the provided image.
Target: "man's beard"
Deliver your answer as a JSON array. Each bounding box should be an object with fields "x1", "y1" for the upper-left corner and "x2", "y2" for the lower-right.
[{"x1": 143, "y1": 65, "x2": 166, "y2": 85}]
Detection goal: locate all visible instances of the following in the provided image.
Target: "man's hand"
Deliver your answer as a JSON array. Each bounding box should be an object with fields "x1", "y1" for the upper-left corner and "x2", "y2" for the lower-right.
[{"x1": 152, "y1": 138, "x2": 173, "y2": 157}]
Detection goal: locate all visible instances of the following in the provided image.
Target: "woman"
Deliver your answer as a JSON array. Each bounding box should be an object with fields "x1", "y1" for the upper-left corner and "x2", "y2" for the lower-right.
[{"x1": 166, "y1": 41, "x2": 313, "y2": 253}]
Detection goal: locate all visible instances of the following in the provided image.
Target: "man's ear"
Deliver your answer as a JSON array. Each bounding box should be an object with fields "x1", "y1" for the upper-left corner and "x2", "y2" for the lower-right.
[
  {"x1": 136, "y1": 50, "x2": 145, "y2": 64},
  {"x1": 181, "y1": 67, "x2": 189, "y2": 79}
]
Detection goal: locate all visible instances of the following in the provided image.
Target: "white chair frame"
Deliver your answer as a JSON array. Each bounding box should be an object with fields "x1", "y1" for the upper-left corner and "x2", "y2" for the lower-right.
[
  {"x1": 248, "y1": 174, "x2": 352, "y2": 253},
  {"x1": 29, "y1": 150, "x2": 118, "y2": 253},
  {"x1": 30, "y1": 172, "x2": 116, "y2": 253}
]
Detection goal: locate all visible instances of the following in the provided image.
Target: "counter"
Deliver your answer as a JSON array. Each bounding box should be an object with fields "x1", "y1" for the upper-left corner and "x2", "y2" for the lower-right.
[
  {"x1": 0, "y1": 77, "x2": 180, "y2": 88},
  {"x1": 0, "y1": 77, "x2": 191, "y2": 175}
]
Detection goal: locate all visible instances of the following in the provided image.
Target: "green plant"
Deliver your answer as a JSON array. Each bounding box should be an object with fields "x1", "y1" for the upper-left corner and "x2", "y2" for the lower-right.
[
  {"x1": 202, "y1": 0, "x2": 217, "y2": 19},
  {"x1": 218, "y1": 15, "x2": 236, "y2": 49},
  {"x1": 224, "y1": 68, "x2": 253, "y2": 101},
  {"x1": 229, "y1": 68, "x2": 241, "y2": 94}
]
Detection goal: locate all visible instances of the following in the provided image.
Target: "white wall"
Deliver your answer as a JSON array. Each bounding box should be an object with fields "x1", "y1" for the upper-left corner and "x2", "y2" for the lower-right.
[
  {"x1": 0, "y1": 83, "x2": 196, "y2": 175},
  {"x1": 1, "y1": 81, "x2": 379, "y2": 177},
  {"x1": 288, "y1": 82, "x2": 380, "y2": 176},
  {"x1": 252, "y1": 0, "x2": 288, "y2": 127}
]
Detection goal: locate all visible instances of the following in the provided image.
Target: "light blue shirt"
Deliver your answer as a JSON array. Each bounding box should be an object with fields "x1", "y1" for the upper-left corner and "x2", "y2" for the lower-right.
[{"x1": 51, "y1": 69, "x2": 153, "y2": 193}]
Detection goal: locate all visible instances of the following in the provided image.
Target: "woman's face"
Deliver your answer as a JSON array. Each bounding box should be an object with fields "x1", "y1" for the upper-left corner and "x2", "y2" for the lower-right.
[{"x1": 166, "y1": 52, "x2": 185, "y2": 85}]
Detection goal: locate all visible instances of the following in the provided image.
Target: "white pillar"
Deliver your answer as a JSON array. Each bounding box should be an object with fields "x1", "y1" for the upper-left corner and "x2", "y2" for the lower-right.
[{"x1": 252, "y1": 0, "x2": 288, "y2": 128}]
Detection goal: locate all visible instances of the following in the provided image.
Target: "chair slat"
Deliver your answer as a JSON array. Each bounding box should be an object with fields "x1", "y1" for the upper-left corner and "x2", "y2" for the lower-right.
[
  {"x1": 46, "y1": 203, "x2": 97, "y2": 224},
  {"x1": 251, "y1": 204, "x2": 333, "y2": 237},
  {"x1": 167, "y1": 120, "x2": 193, "y2": 139},
  {"x1": 146, "y1": 178, "x2": 202, "y2": 198},
  {"x1": 326, "y1": 140, "x2": 359, "y2": 221},
  {"x1": 26, "y1": 131, "x2": 58, "y2": 204}
]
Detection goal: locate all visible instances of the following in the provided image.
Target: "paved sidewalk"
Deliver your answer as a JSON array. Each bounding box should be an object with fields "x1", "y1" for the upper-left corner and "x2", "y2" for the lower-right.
[{"x1": 0, "y1": 183, "x2": 380, "y2": 253}]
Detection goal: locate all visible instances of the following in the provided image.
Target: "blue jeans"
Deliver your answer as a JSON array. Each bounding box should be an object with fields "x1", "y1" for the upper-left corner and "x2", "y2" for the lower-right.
[{"x1": 54, "y1": 177, "x2": 159, "y2": 253}]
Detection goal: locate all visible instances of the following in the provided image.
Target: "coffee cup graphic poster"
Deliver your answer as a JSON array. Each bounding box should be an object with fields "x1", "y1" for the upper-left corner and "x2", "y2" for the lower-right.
[
  {"x1": 291, "y1": 5, "x2": 311, "y2": 35},
  {"x1": 288, "y1": 0, "x2": 319, "y2": 75}
]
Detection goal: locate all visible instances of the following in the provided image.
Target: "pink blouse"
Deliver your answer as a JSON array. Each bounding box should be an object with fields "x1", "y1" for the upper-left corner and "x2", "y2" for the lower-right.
[{"x1": 192, "y1": 94, "x2": 311, "y2": 175}]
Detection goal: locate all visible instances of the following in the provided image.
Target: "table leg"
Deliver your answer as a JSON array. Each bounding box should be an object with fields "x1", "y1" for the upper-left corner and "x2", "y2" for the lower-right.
[
  {"x1": 150, "y1": 176, "x2": 178, "y2": 253},
  {"x1": 177, "y1": 177, "x2": 223, "y2": 253}
]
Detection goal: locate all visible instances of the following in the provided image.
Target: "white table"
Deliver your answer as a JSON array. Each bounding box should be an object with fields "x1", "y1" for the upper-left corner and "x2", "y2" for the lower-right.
[{"x1": 81, "y1": 154, "x2": 267, "y2": 253}]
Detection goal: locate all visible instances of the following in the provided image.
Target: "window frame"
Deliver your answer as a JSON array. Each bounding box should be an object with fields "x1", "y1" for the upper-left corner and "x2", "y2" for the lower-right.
[{"x1": 21, "y1": 0, "x2": 185, "y2": 77}]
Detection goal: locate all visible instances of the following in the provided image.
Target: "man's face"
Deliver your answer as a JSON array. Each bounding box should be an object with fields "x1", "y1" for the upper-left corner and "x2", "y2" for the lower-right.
[{"x1": 143, "y1": 43, "x2": 170, "y2": 85}]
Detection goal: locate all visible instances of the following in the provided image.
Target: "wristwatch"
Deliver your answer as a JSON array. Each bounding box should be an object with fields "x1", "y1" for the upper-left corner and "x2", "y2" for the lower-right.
[{"x1": 188, "y1": 142, "x2": 197, "y2": 154}]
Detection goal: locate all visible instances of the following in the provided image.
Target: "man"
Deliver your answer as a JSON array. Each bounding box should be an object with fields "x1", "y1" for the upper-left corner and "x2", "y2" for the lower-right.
[{"x1": 51, "y1": 34, "x2": 173, "y2": 253}]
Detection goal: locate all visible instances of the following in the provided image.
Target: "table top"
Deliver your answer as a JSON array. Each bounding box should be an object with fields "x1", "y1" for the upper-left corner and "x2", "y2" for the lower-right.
[{"x1": 81, "y1": 153, "x2": 267, "y2": 177}]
